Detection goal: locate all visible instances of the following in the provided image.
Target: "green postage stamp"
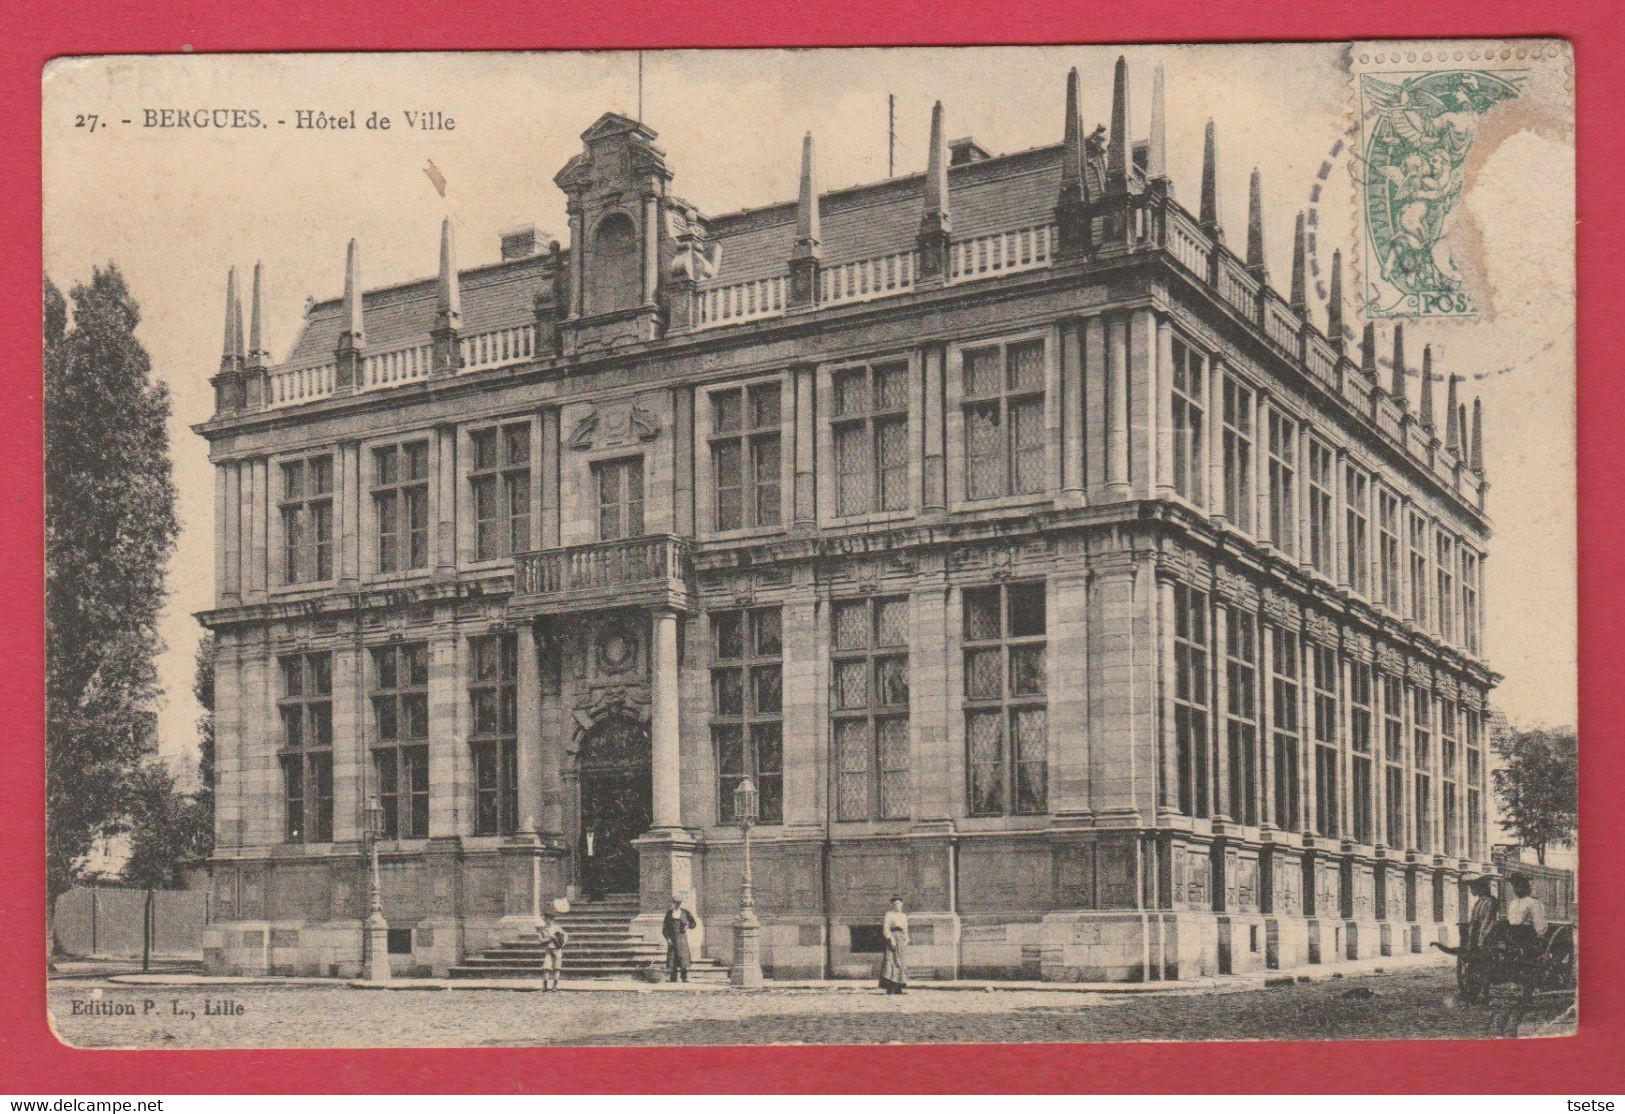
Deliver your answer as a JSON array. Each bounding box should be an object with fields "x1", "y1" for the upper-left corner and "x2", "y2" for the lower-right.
[{"x1": 1352, "y1": 40, "x2": 1572, "y2": 320}]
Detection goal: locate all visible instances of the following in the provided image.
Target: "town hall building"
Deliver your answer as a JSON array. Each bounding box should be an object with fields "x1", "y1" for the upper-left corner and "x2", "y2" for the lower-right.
[{"x1": 197, "y1": 59, "x2": 1497, "y2": 981}]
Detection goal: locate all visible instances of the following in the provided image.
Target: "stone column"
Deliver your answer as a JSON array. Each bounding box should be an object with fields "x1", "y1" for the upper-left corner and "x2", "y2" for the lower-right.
[
  {"x1": 1048, "y1": 572, "x2": 1090, "y2": 814},
  {"x1": 434, "y1": 425, "x2": 457, "y2": 577},
  {"x1": 793, "y1": 364, "x2": 816, "y2": 528},
  {"x1": 1340, "y1": 653, "x2": 1355, "y2": 840},
  {"x1": 650, "y1": 608, "x2": 682, "y2": 829},
  {"x1": 1106, "y1": 316, "x2": 1130, "y2": 496},
  {"x1": 248, "y1": 458, "x2": 268, "y2": 600},
  {"x1": 214, "y1": 465, "x2": 230, "y2": 607},
  {"x1": 913, "y1": 580, "x2": 953, "y2": 823},
  {"x1": 1259, "y1": 617, "x2": 1275, "y2": 828},
  {"x1": 1333, "y1": 449, "x2": 1348, "y2": 588},
  {"x1": 569, "y1": 208, "x2": 586, "y2": 317},
  {"x1": 1253, "y1": 394, "x2": 1270, "y2": 546},
  {"x1": 1128, "y1": 309, "x2": 1155, "y2": 499},
  {"x1": 1211, "y1": 602, "x2": 1230, "y2": 822},
  {"x1": 922, "y1": 343, "x2": 947, "y2": 513},
  {"x1": 339, "y1": 441, "x2": 361, "y2": 591},
  {"x1": 1060, "y1": 320, "x2": 1085, "y2": 504},
  {"x1": 1297, "y1": 425, "x2": 1313, "y2": 572},
  {"x1": 223, "y1": 463, "x2": 242, "y2": 605},
  {"x1": 1155, "y1": 317, "x2": 1175, "y2": 497},
  {"x1": 516, "y1": 622, "x2": 542, "y2": 834},
  {"x1": 540, "y1": 408, "x2": 561, "y2": 549},
  {"x1": 672, "y1": 387, "x2": 695, "y2": 536},
  {"x1": 642, "y1": 192, "x2": 661, "y2": 307},
  {"x1": 1209, "y1": 360, "x2": 1227, "y2": 524},
  {"x1": 1157, "y1": 576, "x2": 1178, "y2": 815}
]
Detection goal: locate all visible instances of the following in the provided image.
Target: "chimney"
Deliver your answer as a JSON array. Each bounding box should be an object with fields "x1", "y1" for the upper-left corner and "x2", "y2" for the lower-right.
[
  {"x1": 948, "y1": 137, "x2": 990, "y2": 166},
  {"x1": 500, "y1": 225, "x2": 539, "y2": 261}
]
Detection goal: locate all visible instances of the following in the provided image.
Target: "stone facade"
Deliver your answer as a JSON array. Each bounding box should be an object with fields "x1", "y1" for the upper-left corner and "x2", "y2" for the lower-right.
[{"x1": 197, "y1": 64, "x2": 1496, "y2": 981}]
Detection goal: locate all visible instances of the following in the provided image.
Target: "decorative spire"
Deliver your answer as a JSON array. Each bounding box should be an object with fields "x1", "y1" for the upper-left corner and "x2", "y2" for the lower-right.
[
  {"x1": 1471, "y1": 399, "x2": 1484, "y2": 471},
  {"x1": 1107, "y1": 55, "x2": 1131, "y2": 193},
  {"x1": 1200, "y1": 120, "x2": 1222, "y2": 238},
  {"x1": 1328, "y1": 250, "x2": 1345, "y2": 351},
  {"x1": 339, "y1": 238, "x2": 364, "y2": 351},
  {"x1": 1289, "y1": 211, "x2": 1307, "y2": 315},
  {"x1": 1061, "y1": 68, "x2": 1090, "y2": 204},
  {"x1": 1445, "y1": 372, "x2": 1462, "y2": 454},
  {"x1": 1245, "y1": 169, "x2": 1266, "y2": 280},
  {"x1": 232, "y1": 286, "x2": 245, "y2": 362},
  {"x1": 435, "y1": 217, "x2": 461, "y2": 330},
  {"x1": 248, "y1": 262, "x2": 265, "y2": 366},
  {"x1": 1391, "y1": 324, "x2": 1408, "y2": 409},
  {"x1": 793, "y1": 131, "x2": 821, "y2": 259},
  {"x1": 922, "y1": 100, "x2": 949, "y2": 227},
  {"x1": 1147, "y1": 64, "x2": 1167, "y2": 181},
  {"x1": 221, "y1": 266, "x2": 238, "y2": 364},
  {"x1": 917, "y1": 101, "x2": 952, "y2": 283},
  {"x1": 1419, "y1": 346, "x2": 1436, "y2": 432},
  {"x1": 1361, "y1": 322, "x2": 1377, "y2": 380}
]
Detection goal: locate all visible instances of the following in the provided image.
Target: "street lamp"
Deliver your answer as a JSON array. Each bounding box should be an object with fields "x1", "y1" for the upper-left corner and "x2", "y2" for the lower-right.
[
  {"x1": 363, "y1": 793, "x2": 391, "y2": 982},
  {"x1": 730, "y1": 777, "x2": 763, "y2": 987}
]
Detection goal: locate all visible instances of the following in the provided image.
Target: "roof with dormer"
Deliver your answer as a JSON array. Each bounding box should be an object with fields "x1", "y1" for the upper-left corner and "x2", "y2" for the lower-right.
[{"x1": 273, "y1": 134, "x2": 1075, "y2": 371}]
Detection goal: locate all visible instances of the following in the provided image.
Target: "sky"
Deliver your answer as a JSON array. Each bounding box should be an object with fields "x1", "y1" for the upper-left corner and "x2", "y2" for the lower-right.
[{"x1": 41, "y1": 44, "x2": 1577, "y2": 774}]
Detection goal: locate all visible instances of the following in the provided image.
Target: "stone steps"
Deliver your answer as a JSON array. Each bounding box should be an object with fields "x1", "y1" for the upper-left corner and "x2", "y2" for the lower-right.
[{"x1": 448, "y1": 896, "x2": 727, "y2": 982}]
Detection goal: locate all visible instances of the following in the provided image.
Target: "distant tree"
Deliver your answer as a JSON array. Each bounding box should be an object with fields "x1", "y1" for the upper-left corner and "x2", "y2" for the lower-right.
[
  {"x1": 1492, "y1": 725, "x2": 1578, "y2": 865},
  {"x1": 123, "y1": 760, "x2": 212, "y2": 970},
  {"x1": 45, "y1": 266, "x2": 179, "y2": 950},
  {"x1": 123, "y1": 761, "x2": 212, "y2": 890},
  {"x1": 193, "y1": 631, "x2": 216, "y2": 857}
]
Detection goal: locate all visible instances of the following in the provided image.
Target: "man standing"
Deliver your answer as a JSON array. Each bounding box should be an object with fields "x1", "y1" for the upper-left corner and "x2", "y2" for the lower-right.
[
  {"x1": 662, "y1": 896, "x2": 698, "y2": 983},
  {"x1": 1464, "y1": 875, "x2": 1501, "y2": 952}
]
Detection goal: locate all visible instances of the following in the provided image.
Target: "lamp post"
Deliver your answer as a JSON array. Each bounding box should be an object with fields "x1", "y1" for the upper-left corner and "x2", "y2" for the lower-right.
[
  {"x1": 363, "y1": 794, "x2": 391, "y2": 982},
  {"x1": 730, "y1": 777, "x2": 763, "y2": 987}
]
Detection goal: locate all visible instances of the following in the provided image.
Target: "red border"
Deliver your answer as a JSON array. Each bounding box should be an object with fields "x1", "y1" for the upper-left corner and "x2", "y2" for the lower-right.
[{"x1": 5, "y1": 0, "x2": 1622, "y2": 1094}]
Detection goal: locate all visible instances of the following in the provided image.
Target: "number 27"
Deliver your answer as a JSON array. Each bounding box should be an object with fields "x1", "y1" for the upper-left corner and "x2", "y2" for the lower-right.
[{"x1": 74, "y1": 114, "x2": 100, "y2": 133}]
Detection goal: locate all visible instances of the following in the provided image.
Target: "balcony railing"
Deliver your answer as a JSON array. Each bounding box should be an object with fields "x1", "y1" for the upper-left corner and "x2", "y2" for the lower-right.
[{"x1": 514, "y1": 534, "x2": 691, "y2": 611}]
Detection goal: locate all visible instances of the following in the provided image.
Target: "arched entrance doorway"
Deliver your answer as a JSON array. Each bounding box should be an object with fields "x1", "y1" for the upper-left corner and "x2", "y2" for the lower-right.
[{"x1": 576, "y1": 712, "x2": 651, "y2": 898}]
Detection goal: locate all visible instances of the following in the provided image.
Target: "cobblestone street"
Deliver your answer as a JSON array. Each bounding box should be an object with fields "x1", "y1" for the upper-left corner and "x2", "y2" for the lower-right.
[{"x1": 46, "y1": 962, "x2": 1575, "y2": 1049}]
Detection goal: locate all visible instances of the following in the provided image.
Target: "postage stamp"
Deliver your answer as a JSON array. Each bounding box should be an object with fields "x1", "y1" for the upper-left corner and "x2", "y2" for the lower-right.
[{"x1": 1351, "y1": 40, "x2": 1573, "y2": 320}]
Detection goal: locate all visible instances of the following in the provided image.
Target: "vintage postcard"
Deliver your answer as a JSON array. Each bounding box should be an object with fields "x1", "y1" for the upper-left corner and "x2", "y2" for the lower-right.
[{"x1": 41, "y1": 40, "x2": 1576, "y2": 1050}]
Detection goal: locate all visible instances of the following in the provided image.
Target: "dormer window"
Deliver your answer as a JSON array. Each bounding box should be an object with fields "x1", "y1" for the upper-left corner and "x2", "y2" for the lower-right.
[{"x1": 588, "y1": 211, "x2": 640, "y2": 315}]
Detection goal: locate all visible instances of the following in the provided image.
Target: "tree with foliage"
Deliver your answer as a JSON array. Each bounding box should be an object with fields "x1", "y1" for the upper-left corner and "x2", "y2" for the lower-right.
[
  {"x1": 123, "y1": 760, "x2": 212, "y2": 890},
  {"x1": 1491, "y1": 724, "x2": 1578, "y2": 865},
  {"x1": 194, "y1": 630, "x2": 216, "y2": 853},
  {"x1": 45, "y1": 267, "x2": 179, "y2": 950}
]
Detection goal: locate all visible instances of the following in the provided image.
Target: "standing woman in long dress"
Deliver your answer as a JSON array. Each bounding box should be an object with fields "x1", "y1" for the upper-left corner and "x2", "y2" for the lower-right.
[{"x1": 879, "y1": 896, "x2": 910, "y2": 995}]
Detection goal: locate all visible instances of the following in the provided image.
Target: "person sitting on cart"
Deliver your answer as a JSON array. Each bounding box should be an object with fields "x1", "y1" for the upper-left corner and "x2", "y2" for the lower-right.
[{"x1": 1504, "y1": 874, "x2": 1549, "y2": 955}]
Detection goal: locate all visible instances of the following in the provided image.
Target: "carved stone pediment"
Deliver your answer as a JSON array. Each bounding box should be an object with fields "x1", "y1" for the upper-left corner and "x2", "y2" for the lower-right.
[{"x1": 568, "y1": 399, "x2": 660, "y2": 452}]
